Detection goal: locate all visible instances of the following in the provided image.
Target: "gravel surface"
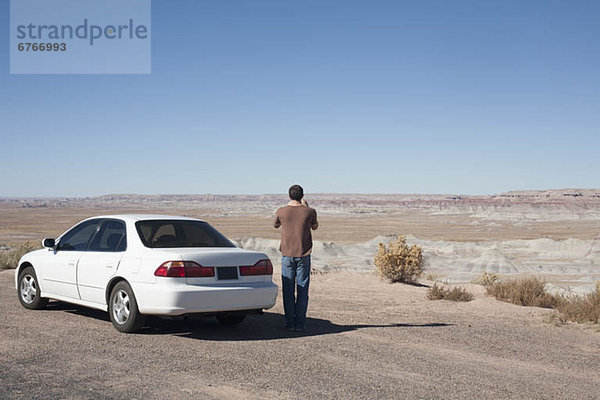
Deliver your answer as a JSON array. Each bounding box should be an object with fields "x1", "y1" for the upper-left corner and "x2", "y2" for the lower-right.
[{"x1": 1, "y1": 269, "x2": 599, "y2": 399}]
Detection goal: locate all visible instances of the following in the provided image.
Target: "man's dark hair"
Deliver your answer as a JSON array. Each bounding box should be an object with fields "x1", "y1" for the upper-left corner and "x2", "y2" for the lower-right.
[{"x1": 288, "y1": 185, "x2": 304, "y2": 201}]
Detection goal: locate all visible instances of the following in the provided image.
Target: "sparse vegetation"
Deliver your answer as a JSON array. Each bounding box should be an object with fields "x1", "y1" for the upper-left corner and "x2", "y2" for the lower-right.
[
  {"x1": 374, "y1": 236, "x2": 423, "y2": 284},
  {"x1": 0, "y1": 242, "x2": 39, "y2": 270},
  {"x1": 427, "y1": 283, "x2": 473, "y2": 302},
  {"x1": 487, "y1": 277, "x2": 600, "y2": 325},
  {"x1": 471, "y1": 272, "x2": 500, "y2": 287},
  {"x1": 556, "y1": 282, "x2": 600, "y2": 324},
  {"x1": 485, "y1": 276, "x2": 561, "y2": 308}
]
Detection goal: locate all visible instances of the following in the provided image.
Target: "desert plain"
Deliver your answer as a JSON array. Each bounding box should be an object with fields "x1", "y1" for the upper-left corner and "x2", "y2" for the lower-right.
[{"x1": 1, "y1": 189, "x2": 599, "y2": 399}]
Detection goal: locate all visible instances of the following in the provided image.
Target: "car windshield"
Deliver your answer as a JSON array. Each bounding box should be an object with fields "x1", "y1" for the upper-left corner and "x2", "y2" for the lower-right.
[{"x1": 135, "y1": 220, "x2": 235, "y2": 248}]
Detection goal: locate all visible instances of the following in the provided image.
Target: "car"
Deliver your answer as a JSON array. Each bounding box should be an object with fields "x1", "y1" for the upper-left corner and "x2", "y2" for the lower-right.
[{"x1": 15, "y1": 214, "x2": 278, "y2": 333}]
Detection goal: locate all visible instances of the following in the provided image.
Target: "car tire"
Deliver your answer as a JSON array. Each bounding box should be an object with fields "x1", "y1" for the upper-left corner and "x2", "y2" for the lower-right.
[
  {"x1": 17, "y1": 267, "x2": 48, "y2": 310},
  {"x1": 108, "y1": 281, "x2": 144, "y2": 333},
  {"x1": 216, "y1": 313, "x2": 246, "y2": 326}
]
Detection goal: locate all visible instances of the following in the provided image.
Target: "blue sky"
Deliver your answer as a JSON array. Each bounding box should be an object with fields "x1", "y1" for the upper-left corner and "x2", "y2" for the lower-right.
[{"x1": 1, "y1": 0, "x2": 599, "y2": 197}]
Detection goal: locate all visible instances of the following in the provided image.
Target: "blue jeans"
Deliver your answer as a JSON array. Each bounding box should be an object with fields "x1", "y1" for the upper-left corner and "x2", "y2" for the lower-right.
[{"x1": 281, "y1": 255, "x2": 311, "y2": 329}]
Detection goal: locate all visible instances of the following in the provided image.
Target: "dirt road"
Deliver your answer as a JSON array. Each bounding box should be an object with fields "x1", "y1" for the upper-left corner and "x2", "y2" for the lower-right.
[{"x1": 1, "y1": 269, "x2": 599, "y2": 399}]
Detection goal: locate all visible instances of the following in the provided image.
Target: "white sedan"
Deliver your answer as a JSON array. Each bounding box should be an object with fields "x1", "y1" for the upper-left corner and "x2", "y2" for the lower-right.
[{"x1": 15, "y1": 215, "x2": 278, "y2": 332}]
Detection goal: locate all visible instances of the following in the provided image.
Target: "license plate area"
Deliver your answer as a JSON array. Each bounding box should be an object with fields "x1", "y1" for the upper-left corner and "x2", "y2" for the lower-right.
[{"x1": 217, "y1": 267, "x2": 239, "y2": 280}]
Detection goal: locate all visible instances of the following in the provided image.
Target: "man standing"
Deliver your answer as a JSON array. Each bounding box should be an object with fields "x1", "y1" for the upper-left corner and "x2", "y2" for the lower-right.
[{"x1": 274, "y1": 184, "x2": 318, "y2": 332}]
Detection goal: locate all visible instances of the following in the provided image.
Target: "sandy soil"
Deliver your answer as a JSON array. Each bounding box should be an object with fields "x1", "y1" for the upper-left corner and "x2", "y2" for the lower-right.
[{"x1": 1, "y1": 269, "x2": 599, "y2": 399}]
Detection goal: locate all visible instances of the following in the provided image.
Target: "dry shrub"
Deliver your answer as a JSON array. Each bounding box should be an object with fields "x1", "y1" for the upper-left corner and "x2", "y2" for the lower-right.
[
  {"x1": 471, "y1": 272, "x2": 500, "y2": 287},
  {"x1": 556, "y1": 282, "x2": 600, "y2": 324},
  {"x1": 486, "y1": 276, "x2": 561, "y2": 309},
  {"x1": 488, "y1": 277, "x2": 600, "y2": 325},
  {"x1": 0, "y1": 242, "x2": 39, "y2": 270},
  {"x1": 374, "y1": 236, "x2": 423, "y2": 283},
  {"x1": 427, "y1": 283, "x2": 473, "y2": 302}
]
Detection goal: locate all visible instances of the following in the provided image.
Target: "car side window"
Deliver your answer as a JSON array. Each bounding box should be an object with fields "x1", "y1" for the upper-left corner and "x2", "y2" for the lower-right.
[
  {"x1": 57, "y1": 220, "x2": 101, "y2": 251},
  {"x1": 88, "y1": 220, "x2": 127, "y2": 252}
]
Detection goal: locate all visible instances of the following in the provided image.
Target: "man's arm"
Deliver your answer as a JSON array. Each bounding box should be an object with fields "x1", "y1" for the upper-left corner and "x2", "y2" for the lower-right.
[
  {"x1": 311, "y1": 209, "x2": 318, "y2": 230},
  {"x1": 274, "y1": 212, "x2": 281, "y2": 229}
]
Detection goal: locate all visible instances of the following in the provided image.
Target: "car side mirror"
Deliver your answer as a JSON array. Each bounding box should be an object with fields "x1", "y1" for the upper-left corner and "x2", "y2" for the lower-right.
[{"x1": 42, "y1": 238, "x2": 55, "y2": 249}]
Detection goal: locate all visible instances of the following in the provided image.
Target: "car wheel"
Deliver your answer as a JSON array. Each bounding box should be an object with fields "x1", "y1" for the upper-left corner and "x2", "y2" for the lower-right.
[
  {"x1": 17, "y1": 267, "x2": 48, "y2": 310},
  {"x1": 216, "y1": 313, "x2": 246, "y2": 326},
  {"x1": 109, "y1": 281, "x2": 144, "y2": 333}
]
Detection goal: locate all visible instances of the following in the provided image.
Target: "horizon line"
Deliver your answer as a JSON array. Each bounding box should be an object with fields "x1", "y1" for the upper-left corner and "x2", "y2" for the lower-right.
[{"x1": 1, "y1": 187, "x2": 598, "y2": 200}]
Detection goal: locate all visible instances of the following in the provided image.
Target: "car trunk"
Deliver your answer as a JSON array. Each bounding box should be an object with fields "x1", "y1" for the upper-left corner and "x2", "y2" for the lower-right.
[{"x1": 173, "y1": 248, "x2": 271, "y2": 285}]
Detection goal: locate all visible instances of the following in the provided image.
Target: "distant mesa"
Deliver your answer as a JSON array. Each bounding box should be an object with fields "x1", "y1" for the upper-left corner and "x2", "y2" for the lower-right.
[{"x1": 1, "y1": 189, "x2": 599, "y2": 218}]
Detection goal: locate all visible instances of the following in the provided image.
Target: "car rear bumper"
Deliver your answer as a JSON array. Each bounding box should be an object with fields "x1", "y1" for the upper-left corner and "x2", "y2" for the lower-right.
[{"x1": 132, "y1": 279, "x2": 278, "y2": 316}]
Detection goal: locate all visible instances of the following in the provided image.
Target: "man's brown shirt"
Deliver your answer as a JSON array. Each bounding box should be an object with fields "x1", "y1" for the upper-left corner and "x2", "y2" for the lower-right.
[{"x1": 274, "y1": 205, "x2": 318, "y2": 257}]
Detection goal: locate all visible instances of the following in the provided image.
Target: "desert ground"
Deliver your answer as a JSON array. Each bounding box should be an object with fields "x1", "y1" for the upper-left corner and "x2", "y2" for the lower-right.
[
  {"x1": 1, "y1": 269, "x2": 600, "y2": 399},
  {"x1": 1, "y1": 190, "x2": 599, "y2": 398}
]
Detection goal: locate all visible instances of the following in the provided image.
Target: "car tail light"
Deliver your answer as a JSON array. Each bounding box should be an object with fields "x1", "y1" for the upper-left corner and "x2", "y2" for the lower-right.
[
  {"x1": 185, "y1": 262, "x2": 215, "y2": 278},
  {"x1": 240, "y1": 259, "x2": 273, "y2": 276},
  {"x1": 154, "y1": 261, "x2": 215, "y2": 278}
]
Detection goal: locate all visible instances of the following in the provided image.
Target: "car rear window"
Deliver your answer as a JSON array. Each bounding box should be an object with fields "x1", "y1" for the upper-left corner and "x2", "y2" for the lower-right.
[{"x1": 135, "y1": 220, "x2": 235, "y2": 248}]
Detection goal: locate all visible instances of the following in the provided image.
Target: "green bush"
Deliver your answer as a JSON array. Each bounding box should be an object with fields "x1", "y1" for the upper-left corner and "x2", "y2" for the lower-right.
[
  {"x1": 0, "y1": 242, "x2": 39, "y2": 270},
  {"x1": 374, "y1": 236, "x2": 423, "y2": 283},
  {"x1": 427, "y1": 283, "x2": 473, "y2": 302}
]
